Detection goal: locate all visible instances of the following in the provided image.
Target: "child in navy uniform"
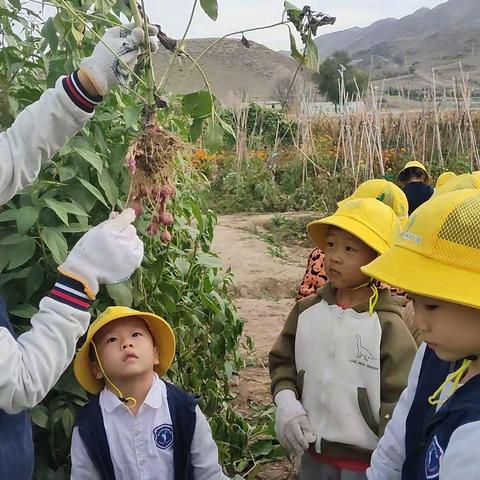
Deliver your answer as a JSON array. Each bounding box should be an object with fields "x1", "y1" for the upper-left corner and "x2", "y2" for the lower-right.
[
  {"x1": 364, "y1": 189, "x2": 480, "y2": 479},
  {"x1": 71, "y1": 307, "x2": 228, "y2": 480}
]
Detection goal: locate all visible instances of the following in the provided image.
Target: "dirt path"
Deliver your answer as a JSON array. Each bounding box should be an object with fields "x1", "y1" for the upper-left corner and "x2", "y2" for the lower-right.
[{"x1": 212, "y1": 213, "x2": 314, "y2": 479}]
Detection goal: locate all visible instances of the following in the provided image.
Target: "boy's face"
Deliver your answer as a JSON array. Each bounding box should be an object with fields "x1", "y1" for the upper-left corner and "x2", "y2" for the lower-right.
[
  {"x1": 91, "y1": 317, "x2": 159, "y2": 383},
  {"x1": 411, "y1": 294, "x2": 480, "y2": 361},
  {"x1": 324, "y1": 226, "x2": 377, "y2": 289}
]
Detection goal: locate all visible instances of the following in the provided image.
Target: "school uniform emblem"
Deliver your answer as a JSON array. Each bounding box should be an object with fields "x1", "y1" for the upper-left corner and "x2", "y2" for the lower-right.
[
  {"x1": 425, "y1": 435, "x2": 444, "y2": 479},
  {"x1": 153, "y1": 424, "x2": 174, "y2": 450}
]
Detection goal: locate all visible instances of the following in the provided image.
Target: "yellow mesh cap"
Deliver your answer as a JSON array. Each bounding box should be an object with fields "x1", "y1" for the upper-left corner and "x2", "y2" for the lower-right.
[
  {"x1": 362, "y1": 189, "x2": 480, "y2": 309},
  {"x1": 433, "y1": 173, "x2": 480, "y2": 197},
  {"x1": 307, "y1": 198, "x2": 401, "y2": 254},
  {"x1": 435, "y1": 171, "x2": 456, "y2": 189},
  {"x1": 339, "y1": 179, "x2": 409, "y2": 226},
  {"x1": 398, "y1": 160, "x2": 430, "y2": 182}
]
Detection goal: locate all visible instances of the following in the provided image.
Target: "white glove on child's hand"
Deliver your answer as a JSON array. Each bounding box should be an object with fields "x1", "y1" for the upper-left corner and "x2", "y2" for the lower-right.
[
  {"x1": 59, "y1": 208, "x2": 143, "y2": 298},
  {"x1": 274, "y1": 389, "x2": 316, "y2": 457},
  {"x1": 80, "y1": 23, "x2": 159, "y2": 96}
]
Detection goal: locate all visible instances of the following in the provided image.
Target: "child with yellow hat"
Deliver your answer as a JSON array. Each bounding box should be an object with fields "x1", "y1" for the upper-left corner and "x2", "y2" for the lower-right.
[
  {"x1": 297, "y1": 179, "x2": 409, "y2": 301},
  {"x1": 70, "y1": 306, "x2": 227, "y2": 480},
  {"x1": 398, "y1": 160, "x2": 434, "y2": 215},
  {"x1": 270, "y1": 198, "x2": 417, "y2": 480},
  {"x1": 364, "y1": 189, "x2": 480, "y2": 479}
]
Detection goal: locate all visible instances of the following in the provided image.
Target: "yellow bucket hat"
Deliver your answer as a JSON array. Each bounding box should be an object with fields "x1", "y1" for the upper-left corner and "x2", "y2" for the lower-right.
[
  {"x1": 398, "y1": 160, "x2": 430, "y2": 182},
  {"x1": 74, "y1": 306, "x2": 176, "y2": 394},
  {"x1": 433, "y1": 173, "x2": 480, "y2": 197},
  {"x1": 362, "y1": 189, "x2": 480, "y2": 309},
  {"x1": 307, "y1": 198, "x2": 401, "y2": 255},
  {"x1": 435, "y1": 171, "x2": 456, "y2": 189},
  {"x1": 339, "y1": 179, "x2": 409, "y2": 226}
]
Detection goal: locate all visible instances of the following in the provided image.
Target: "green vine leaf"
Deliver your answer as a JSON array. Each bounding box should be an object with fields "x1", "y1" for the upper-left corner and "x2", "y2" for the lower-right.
[
  {"x1": 44, "y1": 198, "x2": 88, "y2": 226},
  {"x1": 288, "y1": 27, "x2": 305, "y2": 64},
  {"x1": 284, "y1": 1, "x2": 302, "y2": 16},
  {"x1": 43, "y1": 18, "x2": 58, "y2": 53},
  {"x1": 190, "y1": 118, "x2": 204, "y2": 143},
  {"x1": 30, "y1": 405, "x2": 49, "y2": 429},
  {"x1": 8, "y1": 237, "x2": 36, "y2": 270},
  {"x1": 40, "y1": 227, "x2": 68, "y2": 265},
  {"x1": 305, "y1": 36, "x2": 320, "y2": 72},
  {"x1": 77, "y1": 178, "x2": 109, "y2": 208},
  {"x1": 9, "y1": 303, "x2": 38, "y2": 319},
  {"x1": 107, "y1": 282, "x2": 133, "y2": 307},
  {"x1": 74, "y1": 147, "x2": 103, "y2": 173},
  {"x1": 204, "y1": 119, "x2": 224, "y2": 153},
  {"x1": 200, "y1": 0, "x2": 218, "y2": 21},
  {"x1": 182, "y1": 90, "x2": 215, "y2": 119}
]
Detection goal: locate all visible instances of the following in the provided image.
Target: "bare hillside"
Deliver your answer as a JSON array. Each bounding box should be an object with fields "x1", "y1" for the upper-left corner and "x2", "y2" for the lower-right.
[{"x1": 152, "y1": 38, "x2": 317, "y2": 106}]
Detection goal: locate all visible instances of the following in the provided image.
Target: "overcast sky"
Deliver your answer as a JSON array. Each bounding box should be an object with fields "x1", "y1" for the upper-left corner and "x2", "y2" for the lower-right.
[{"x1": 143, "y1": 0, "x2": 447, "y2": 51}]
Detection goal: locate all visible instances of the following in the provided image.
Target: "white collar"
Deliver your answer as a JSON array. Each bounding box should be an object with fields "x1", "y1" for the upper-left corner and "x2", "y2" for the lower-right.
[{"x1": 100, "y1": 373, "x2": 166, "y2": 414}]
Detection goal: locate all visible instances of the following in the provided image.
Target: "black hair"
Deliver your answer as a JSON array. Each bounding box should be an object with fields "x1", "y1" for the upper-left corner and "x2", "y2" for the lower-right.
[{"x1": 399, "y1": 167, "x2": 427, "y2": 183}]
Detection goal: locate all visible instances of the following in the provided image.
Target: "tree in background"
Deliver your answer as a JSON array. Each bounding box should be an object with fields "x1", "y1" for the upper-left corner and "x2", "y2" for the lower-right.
[{"x1": 315, "y1": 50, "x2": 368, "y2": 108}]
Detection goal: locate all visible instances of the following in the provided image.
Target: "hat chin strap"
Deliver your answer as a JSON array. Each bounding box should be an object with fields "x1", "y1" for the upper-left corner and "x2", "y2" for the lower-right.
[
  {"x1": 428, "y1": 358, "x2": 472, "y2": 406},
  {"x1": 91, "y1": 342, "x2": 137, "y2": 409},
  {"x1": 345, "y1": 280, "x2": 379, "y2": 316}
]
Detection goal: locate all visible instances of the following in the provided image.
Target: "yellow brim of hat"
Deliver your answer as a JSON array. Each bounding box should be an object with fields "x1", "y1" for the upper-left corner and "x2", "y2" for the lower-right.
[
  {"x1": 307, "y1": 214, "x2": 389, "y2": 255},
  {"x1": 74, "y1": 307, "x2": 176, "y2": 394},
  {"x1": 362, "y1": 245, "x2": 480, "y2": 309}
]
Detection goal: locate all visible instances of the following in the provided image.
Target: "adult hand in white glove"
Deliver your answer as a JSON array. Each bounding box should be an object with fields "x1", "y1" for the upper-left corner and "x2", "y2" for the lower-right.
[
  {"x1": 59, "y1": 208, "x2": 143, "y2": 299},
  {"x1": 79, "y1": 23, "x2": 159, "y2": 96},
  {"x1": 274, "y1": 389, "x2": 316, "y2": 457}
]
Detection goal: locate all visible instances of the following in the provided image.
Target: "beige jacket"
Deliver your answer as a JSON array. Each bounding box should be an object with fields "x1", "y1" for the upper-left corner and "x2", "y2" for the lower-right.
[{"x1": 269, "y1": 283, "x2": 417, "y2": 463}]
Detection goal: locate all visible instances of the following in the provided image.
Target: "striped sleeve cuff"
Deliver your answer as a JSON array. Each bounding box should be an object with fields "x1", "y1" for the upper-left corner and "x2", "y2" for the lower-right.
[
  {"x1": 62, "y1": 70, "x2": 103, "y2": 113},
  {"x1": 48, "y1": 275, "x2": 93, "y2": 311}
]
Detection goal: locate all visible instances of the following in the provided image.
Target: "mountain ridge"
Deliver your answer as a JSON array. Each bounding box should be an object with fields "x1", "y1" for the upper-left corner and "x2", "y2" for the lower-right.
[{"x1": 314, "y1": 0, "x2": 480, "y2": 89}]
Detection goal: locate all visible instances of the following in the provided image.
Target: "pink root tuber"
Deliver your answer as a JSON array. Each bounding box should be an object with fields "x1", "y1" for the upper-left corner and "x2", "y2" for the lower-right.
[
  {"x1": 147, "y1": 222, "x2": 159, "y2": 236},
  {"x1": 160, "y1": 185, "x2": 172, "y2": 199},
  {"x1": 158, "y1": 212, "x2": 174, "y2": 226},
  {"x1": 160, "y1": 230, "x2": 171, "y2": 243}
]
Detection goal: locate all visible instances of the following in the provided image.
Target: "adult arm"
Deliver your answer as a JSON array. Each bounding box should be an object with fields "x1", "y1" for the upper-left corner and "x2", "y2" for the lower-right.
[
  {"x1": 0, "y1": 278, "x2": 91, "y2": 413},
  {"x1": 0, "y1": 73, "x2": 99, "y2": 205},
  {"x1": 0, "y1": 209, "x2": 143, "y2": 413}
]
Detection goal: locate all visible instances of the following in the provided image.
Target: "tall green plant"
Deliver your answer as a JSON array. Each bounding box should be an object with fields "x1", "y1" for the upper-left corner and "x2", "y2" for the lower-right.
[{"x1": 0, "y1": 0, "x2": 256, "y2": 477}]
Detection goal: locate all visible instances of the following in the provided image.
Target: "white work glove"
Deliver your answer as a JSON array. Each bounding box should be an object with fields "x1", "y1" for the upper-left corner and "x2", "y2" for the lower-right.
[
  {"x1": 80, "y1": 23, "x2": 159, "y2": 96},
  {"x1": 274, "y1": 389, "x2": 316, "y2": 457},
  {"x1": 59, "y1": 208, "x2": 143, "y2": 298}
]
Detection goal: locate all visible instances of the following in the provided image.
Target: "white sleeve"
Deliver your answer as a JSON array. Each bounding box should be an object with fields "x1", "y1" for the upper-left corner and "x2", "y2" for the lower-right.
[
  {"x1": 71, "y1": 427, "x2": 102, "y2": 480},
  {"x1": 191, "y1": 406, "x2": 229, "y2": 480},
  {"x1": 0, "y1": 76, "x2": 92, "y2": 206},
  {"x1": 367, "y1": 343, "x2": 426, "y2": 480},
  {"x1": 0, "y1": 296, "x2": 90, "y2": 413},
  {"x1": 440, "y1": 421, "x2": 480, "y2": 478}
]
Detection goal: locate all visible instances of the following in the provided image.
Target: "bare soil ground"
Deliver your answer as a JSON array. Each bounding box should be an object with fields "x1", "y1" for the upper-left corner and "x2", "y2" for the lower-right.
[{"x1": 212, "y1": 213, "x2": 314, "y2": 479}]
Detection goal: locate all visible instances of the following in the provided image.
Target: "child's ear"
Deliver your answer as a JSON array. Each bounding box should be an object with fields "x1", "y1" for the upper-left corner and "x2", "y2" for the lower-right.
[
  {"x1": 153, "y1": 346, "x2": 160, "y2": 366},
  {"x1": 90, "y1": 361, "x2": 104, "y2": 380}
]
